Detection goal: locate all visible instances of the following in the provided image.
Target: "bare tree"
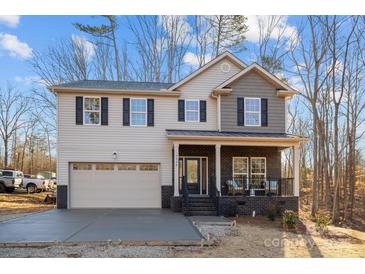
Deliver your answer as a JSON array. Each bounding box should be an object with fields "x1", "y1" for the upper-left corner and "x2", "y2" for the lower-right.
[
  {"x1": 30, "y1": 37, "x2": 92, "y2": 86},
  {"x1": 161, "y1": 16, "x2": 192, "y2": 82},
  {"x1": 192, "y1": 16, "x2": 212, "y2": 68},
  {"x1": 290, "y1": 16, "x2": 333, "y2": 216},
  {"x1": 127, "y1": 16, "x2": 166, "y2": 82},
  {"x1": 0, "y1": 85, "x2": 30, "y2": 167},
  {"x1": 255, "y1": 16, "x2": 296, "y2": 74}
]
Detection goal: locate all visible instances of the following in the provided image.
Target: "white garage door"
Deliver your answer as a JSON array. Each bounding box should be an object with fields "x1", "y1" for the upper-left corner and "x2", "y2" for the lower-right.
[{"x1": 70, "y1": 163, "x2": 161, "y2": 208}]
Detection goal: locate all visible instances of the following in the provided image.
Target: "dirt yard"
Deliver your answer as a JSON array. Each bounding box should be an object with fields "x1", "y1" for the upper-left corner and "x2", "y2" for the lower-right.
[
  {"x1": 0, "y1": 190, "x2": 54, "y2": 220},
  {"x1": 173, "y1": 216, "x2": 365, "y2": 258}
]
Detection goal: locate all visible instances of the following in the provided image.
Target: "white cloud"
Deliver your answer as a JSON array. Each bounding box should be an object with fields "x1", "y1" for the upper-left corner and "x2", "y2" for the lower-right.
[
  {"x1": 246, "y1": 16, "x2": 298, "y2": 47},
  {"x1": 71, "y1": 35, "x2": 95, "y2": 61},
  {"x1": 183, "y1": 52, "x2": 212, "y2": 68},
  {"x1": 0, "y1": 16, "x2": 20, "y2": 28},
  {"x1": 0, "y1": 33, "x2": 33, "y2": 60},
  {"x1": 15, "y1": 75, "x2": 45, "y2": 86}
]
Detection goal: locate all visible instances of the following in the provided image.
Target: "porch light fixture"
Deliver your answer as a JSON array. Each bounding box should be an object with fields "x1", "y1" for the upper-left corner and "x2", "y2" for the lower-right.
[{"x1": 112, "y1": 152, "x2": 118, "y2": 160}]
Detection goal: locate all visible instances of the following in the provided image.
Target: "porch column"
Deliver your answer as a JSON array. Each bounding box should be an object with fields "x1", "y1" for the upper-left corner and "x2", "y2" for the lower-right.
[
  {"x1": 174, "y1": 143, "x2": 180, "y2": 196},
  {"x1": 215, "y1": 144, "x2": 221, "y2": 194},
  {"x1": 293, "y1": 145, "x2": 300, "y2": 196}
]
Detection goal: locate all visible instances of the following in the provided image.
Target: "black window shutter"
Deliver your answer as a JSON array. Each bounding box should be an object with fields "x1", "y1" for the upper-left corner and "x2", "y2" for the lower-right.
[
  {"x1": 199, "y1": 100, "x2": 207, "y2": 122},
  {"x1": 237, "y1": 97, "x2": 244, "y2": 126},
  {"x1": 101, "y1": 97, "x2": 108, "y2": 125},
  {"x1": 147, "y1": 99, "x2": 154, "y2": 126},
  {"x1": 178, "y1": 100, "x2": 185, "y2": 121},
  {"x1": 123, "y1": 98, "x2": 130, "y2": 126},
  {"x1": 76, "y1": 96, "x2": 83, "y2": 125},
  {"x1": 261, "y1": 98, "x2": 268, "y2": 127}
]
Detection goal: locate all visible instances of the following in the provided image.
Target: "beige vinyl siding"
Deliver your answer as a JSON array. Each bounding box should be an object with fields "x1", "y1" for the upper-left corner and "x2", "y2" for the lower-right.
[
  {"x1": 57, "y1": 57, "x2": 241, "y2": 189},
  {"x1": 220, "y1": 70, "x2": 286, "y2": 133}
]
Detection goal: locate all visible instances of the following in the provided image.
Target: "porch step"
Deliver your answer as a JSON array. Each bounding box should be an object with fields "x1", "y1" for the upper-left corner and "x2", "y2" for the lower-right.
[
  {"x1": 183, "y1": 196, "x2": 218, "y2": 216},
  {"x1": 186, "y1": 206, "x2": 216, "y2": 211},
  {"x1": 184, "y1": 210, "x2": 218, "y2": 216}
]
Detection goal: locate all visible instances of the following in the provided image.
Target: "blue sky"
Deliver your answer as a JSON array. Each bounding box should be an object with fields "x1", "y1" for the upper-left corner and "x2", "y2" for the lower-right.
[
  {"x1": 0, "y1": 16, "x2": 109, "y2": 90},
  {"x1": 0, "y1": 15, "x2": 301, "y2": 91}
]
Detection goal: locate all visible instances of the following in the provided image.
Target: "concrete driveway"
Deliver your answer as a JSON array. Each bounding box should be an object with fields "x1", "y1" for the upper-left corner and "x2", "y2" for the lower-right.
[{"x1": 0, "y1": 209, "x2": 203, "y2": 243}]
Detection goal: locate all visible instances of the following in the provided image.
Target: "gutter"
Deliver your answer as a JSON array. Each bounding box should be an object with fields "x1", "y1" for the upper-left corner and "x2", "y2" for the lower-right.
[{"x1": 47, "y1": 86, "x2": 181, "y2": 97}]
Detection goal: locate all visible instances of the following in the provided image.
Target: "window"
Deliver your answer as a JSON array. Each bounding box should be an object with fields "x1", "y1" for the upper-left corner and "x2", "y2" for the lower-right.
[
  {"x1": 185, "y1": 100, "x2": 199, "y2": 122},
  {"x1": 130, "y1": 98, "x2": 147, "y2": 126},
  {"x1": 84, "y1": 97, "x2": 101, "y2": 125},
  {"x1": 117, "y1": 164, "x2": 137, "y2": 171},
  {"x1": 73, "y1": 163, "x2": 93, "y2": 170},
  {"x1": 232, "y1": 157, "x2": 248, "y2": 189},
  {"x1": 251, "y1": 157, "x2": 266, "y2": 188},
  {"x1": 1, "y1": 171, "x2": 14, "y2": 177},
  {"x1": 95, "y1": 163, "x2": 114, "y2": 170},
  {"x1": 245, "y1": 98, "x2": 261, "y2": 126},
  {"x1": 139, "y1": 164, "x2": 159, "y2": 171}
]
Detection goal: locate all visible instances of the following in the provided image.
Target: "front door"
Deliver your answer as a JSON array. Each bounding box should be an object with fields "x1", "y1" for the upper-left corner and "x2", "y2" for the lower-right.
[{"x1": 185, "y1": 158, "x2": 200, "y2": 194}]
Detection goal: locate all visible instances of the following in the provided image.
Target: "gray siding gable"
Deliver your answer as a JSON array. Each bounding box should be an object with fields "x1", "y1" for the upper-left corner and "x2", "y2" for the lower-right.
[{"x1": 221, "y1": 70, "x2": 286, "y2": 133}]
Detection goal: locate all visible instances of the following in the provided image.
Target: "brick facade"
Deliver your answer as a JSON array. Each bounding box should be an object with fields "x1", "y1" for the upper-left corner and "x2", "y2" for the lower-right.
[
  {"x1": 170, "y1": 196, "x2": 183, "y2": 212},
  {"x1": 57, "y1": 185, "x2": 68, "y2": 209},
  {"x1": 166, "y1": 145, "x2": 296, "y2": 216},
  {"x1": 161, "y1": 185, "x2": 173, "y2": 208},
  {"x1": 219, "y1": 196, "x2": 298, "y2": 216},
  {"x1": 221, "y1": 146, "x2": 281, "y2": 180}
]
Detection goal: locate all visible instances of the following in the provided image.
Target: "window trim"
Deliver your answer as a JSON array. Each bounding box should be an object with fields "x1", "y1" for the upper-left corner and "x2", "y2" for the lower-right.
[
  {"x1": 244, "y1": 97, "x2": 261, "y2": 127},
  {"x1": 185, "y1": 99, "x2": 200, "y2": 122},
  {"x1": 232, "y1": 157, "x2": 249, "y2": 188},
  {"x1": 130, "y1": 98, "x2": 147, "y2": 127},
  {"x1": 250, "y1": 157, "x2": 266, "y2": 179},
  {"x1": 83, "y1": 96, "x2": 101, "y2": 126}
]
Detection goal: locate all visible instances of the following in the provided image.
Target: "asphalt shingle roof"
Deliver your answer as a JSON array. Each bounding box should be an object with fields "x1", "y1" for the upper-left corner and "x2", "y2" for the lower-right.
[
  {"x1": 166, "y1": 129, "x2": 302, "y2": 139},
  {"x1": 52, "y1": 80, "x2": 174, "y2": 90}
]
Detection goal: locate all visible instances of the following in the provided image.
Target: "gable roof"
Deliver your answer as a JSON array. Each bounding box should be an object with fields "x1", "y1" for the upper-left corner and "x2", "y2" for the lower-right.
[
  {"x1": 167, "y1": 51, "x2": 246, "y2": 91},
  {"x1": 214, "y1": 63, "x2": 298, "y2": 95},
  {"x1": 50, "y1": 80, "x2": 173, "y2": 91}
]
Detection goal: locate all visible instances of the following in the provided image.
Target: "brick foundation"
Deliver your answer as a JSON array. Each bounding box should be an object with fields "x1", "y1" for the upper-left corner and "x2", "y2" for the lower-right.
[
  {"x1": 218, "y1": 196, "x2": 298, "y2": 217},
  {"x1": 170, "y1": 196, "x2": 183, "y2": 212},
  {"x1": 57, "y1": 185, "x2": 68, "y2": 209},
  {"x1": 161, "y1": 185, "x2": 173, "y2": 208}
]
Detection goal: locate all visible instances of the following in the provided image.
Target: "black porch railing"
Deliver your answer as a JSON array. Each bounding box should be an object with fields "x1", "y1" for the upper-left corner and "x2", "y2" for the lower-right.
[{"x1": 221, "y1": 176, "x2": 294, "y2": 196}]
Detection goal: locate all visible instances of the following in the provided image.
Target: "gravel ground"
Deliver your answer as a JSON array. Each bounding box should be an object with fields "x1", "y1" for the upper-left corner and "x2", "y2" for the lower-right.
[
  {"x1": 0, "y1": 244, "x2": 174, "y2": 258},
  {"x1": 195, "y1": 224, "x2": 239, "y2": 239}
]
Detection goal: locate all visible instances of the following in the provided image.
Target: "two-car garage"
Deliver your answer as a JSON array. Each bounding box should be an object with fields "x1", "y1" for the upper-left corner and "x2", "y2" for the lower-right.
[{"x1": 69, "y1": 162, "x2": 161, "y2": 208}]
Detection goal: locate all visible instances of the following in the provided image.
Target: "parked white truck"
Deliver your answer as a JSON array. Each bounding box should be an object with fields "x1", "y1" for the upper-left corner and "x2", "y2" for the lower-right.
[
  {"x1": 21, "y1": 174, "x2": 49, "y2": 193},
  {"x1": 0, "y1": 169, "x2": 23, "y2": 193}
]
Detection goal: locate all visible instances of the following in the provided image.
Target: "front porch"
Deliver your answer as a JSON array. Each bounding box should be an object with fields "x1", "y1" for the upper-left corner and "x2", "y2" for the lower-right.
[{"x1": 167, "y1": 130, "x2": 302, "y2": 216}]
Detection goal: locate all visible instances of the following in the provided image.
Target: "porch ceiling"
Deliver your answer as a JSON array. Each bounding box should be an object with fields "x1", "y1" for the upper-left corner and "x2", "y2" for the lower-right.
[{"x1": 166, "y1": 129, "x2": 306, "y2": 147}]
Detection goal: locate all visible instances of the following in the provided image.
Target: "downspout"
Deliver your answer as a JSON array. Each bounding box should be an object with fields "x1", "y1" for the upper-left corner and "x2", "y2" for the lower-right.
[{"x1": 211, "y1": 92, "x2": 221, "y2": 132}]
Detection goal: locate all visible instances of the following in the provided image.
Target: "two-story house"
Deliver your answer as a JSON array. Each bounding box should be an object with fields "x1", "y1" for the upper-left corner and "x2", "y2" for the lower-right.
[{"x1": 49, "y1": 51, "x2": 304, "y2": 216}]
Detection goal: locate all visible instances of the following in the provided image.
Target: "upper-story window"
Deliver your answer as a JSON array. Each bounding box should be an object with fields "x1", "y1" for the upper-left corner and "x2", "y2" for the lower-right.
[
  {"x1": 130, "y1": 98, "x2": 147, "y2": 126},
  {"x1": 185, "y1": 100, "x2": 200, "y2": 122},
  {"x1": 84, "y1": 97, "x2": 101, "y2": 125},
  {"x1": 245, "y1": 98, "x2": 261, "y2": 126}
]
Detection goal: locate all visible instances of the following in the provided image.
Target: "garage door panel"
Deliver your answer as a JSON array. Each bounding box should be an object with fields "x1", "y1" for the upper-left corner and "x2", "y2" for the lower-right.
[{"x1": 70, "y1": 163, "x2": 161, "y2": 208}]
